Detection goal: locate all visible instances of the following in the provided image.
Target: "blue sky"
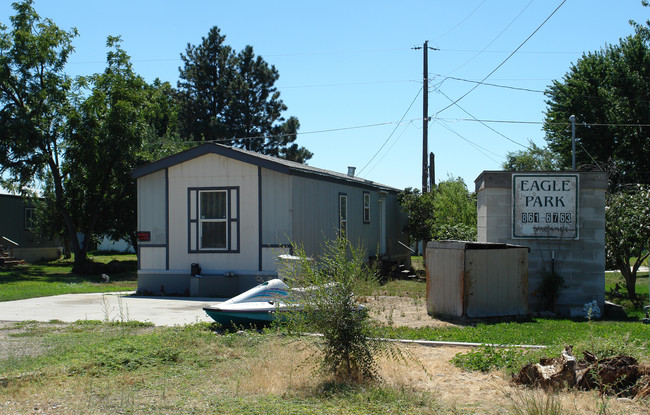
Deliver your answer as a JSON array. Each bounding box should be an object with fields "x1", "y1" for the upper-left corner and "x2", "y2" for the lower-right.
[{"x1": 2, "y1": 0, "x2": 648, "y2": 191}]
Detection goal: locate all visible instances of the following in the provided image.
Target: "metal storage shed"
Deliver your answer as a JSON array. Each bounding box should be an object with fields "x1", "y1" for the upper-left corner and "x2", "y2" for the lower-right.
[{"x1": 426, "y1": 241, "x2": 529, "y2": 319}]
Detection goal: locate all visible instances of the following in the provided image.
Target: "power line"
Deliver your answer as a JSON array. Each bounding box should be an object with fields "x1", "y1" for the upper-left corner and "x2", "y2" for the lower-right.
[
  {"x1": 433, "y1": 119, "x2": 503, "y2": 164},
  {"x1": 67, "y1": 48, "x2": 413, "y2": 66},
  {"x1": 357, "y1": 87, "x2": 423, "y2": 176},
  {"x1": 278, "y1": 79, "x2": 416, "y2": 89},
  {"x1": 364, "y1": 121, "x2": 415, "y2": 176},
  {"x1": 138, "y1": 117, "x2": 650, "y2": 148},
  {"x1": 434, "y1": 0, "x2": 568, "y2": 116},
  {"x1": 440, "y1": 49, "x2": 581, "y2": 55},
  {"x1": 438, "y1": 118, "x2": 544, "y2": 125},
  {"x1": 432, "y1": 75, "x2": 545, "y2": 93},
  {"x1": 447, "y1": 0, "x2": 535, "y2": 75},
  {"x1": 432, "y1": 0, "x2": 488, "y2": 42},
  {"x1": 141, "y1": 120, "x2": 414, "y2": 147},
  {"x1": 436, "y1": 89, "x2": 527, "y2": 148},
  {"x1": 577, "y1": 142, "x2": 605, "y2": 171},
  {"x1": 439, "y1": 118, "x2": 650, "y2": 128}
]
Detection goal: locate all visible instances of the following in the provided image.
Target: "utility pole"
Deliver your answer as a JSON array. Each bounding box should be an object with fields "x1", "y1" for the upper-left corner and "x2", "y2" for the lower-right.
[
  {"x1": 422, "y1": 41, "x2": 429, "y2": 194},
  {"x1": 413, "y1": 41, "x2": 438, "y2": 194}
]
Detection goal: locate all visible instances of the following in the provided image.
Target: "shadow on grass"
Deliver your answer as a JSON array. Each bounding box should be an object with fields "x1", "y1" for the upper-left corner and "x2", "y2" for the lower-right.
[{"x1": 0, "y1": 259, "x2": 138, "y2": 285}]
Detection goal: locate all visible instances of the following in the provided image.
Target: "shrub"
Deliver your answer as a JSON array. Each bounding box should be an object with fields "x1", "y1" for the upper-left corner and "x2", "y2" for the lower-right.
[
  {"x1": 281, "y1": 236, "x2": 384, "y2": 381},
  {"x1": 451, "y1": 346, "x2": 527, "y2": 373}
]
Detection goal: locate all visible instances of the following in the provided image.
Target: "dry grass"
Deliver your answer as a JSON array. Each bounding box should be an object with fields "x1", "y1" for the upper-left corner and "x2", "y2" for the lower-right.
[
  {"x1": 235, "y1": 337, "x2": 322, "y2": 397},
  {"x1": 2, "y1": 317, "x2": 649, "y2": 414},
  {"x1": 214, "y1": 336, "x2": 650, "y2": 414}
]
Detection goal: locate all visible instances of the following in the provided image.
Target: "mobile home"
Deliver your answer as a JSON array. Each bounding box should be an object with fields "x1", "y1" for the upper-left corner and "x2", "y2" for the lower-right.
[{"x1": 132, "y1": 143, "x2": 409, "y2": 297}]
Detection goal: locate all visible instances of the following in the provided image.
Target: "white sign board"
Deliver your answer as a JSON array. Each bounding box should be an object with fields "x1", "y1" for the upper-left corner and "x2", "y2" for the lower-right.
[{"x1": 512, "y1": 174, "x2": 579, "y2": 239}]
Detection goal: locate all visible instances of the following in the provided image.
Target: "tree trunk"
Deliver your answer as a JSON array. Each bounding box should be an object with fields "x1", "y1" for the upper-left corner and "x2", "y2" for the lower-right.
[
  {"x1": 617, "y1": 258, "x2": 638, "y2": 300},
  {"x1": 47, "y1": 156, "x2": 87, "y2": 268},
  {"x1": 63, "y1": 238, "x2": 71, "y2": 259},
  {"x1": 128, "y1": 231, "x2": 139, "y2": 260}
]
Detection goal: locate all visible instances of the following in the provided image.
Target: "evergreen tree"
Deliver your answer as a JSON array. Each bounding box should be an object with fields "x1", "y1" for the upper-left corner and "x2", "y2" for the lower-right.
[{"x1": 178, "y1": 26, "x2": 312, "y2": 163}]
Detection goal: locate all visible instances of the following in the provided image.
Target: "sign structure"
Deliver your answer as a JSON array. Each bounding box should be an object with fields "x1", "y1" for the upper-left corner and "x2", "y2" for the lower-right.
[{"x1": 512, "y1": 174, "x2": 579, "y2": 239}]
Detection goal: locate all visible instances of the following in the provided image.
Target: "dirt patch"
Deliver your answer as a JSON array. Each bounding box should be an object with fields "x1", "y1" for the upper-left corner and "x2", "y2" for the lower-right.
[
  {"x1": 362, "y1": 295, "x2": 459, "y2": 329},
  {"x1": 0, "y1": 321, "x2": 55, "y2": 361}
]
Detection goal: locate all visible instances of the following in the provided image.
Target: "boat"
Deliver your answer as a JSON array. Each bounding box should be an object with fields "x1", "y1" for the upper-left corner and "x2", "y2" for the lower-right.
[
  {"x1": 203, "y1": 278, "x2": 366, "y2": 327},
  {"x1": 202, "y1": 279, "x2": 296, "y2": 326}
]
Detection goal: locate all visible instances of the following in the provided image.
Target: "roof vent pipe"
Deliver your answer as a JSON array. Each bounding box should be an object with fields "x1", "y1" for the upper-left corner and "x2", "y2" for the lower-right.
[{"x1": 347, "y1": 166, "x2": 356, "y2": 177}]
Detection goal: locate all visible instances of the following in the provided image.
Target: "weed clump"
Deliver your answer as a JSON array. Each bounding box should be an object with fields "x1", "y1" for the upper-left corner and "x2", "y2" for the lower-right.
[
  {"x1": 281, "y1": 236, "x2": 386, "y2": 382},
  {"x1": 451, "y1": 345, "x2": 528, "y2": 373}
]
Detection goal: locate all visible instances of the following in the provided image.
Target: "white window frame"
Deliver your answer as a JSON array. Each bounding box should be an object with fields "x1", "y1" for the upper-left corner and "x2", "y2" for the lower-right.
[
  {"x1": 339, "y1": 193, "x2": 347, "y2": 236},
  {"x1": 363, "y1": 192, "x2": 370, "y2": 223},
  {"x1": 199, "y1": 190, "x2": 228, "y2": 250}
]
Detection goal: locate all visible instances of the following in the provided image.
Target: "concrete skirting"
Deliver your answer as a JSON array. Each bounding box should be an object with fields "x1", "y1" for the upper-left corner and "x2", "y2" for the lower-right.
[{"x1": 138, "y1": 271, "x2": 277, "y2": 297}]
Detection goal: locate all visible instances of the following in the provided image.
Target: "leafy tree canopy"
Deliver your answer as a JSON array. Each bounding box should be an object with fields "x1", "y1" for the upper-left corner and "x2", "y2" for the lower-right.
[
  {"x1": 397, "y1": 187, "x2": 435, "y2": 247},
  {"x1": 398, "y1": 177, "x2": 477, "y2": 246},
  {"x1": 605, "y1": 185, "x2": 650, "y2": 300},
  {"x1": 63, "y1": 37, "x2": 181, "y2": 259},
  {"x1": 0, "y1": 0, "x2": 77, "y2": 190},
  {"x1": 178, "y1": 26, "x2": 312, "y2": 163},
  {"x1": 0, "y1": 0, "x2": 83, "y2": 261},
  {"x1": 543, "y1": 33, "x2": 650, "y2": 189},
  {"x1": 1, "y1": 1, "x2": 184, "y2": 268},
  {"x1": 502, "y1": 141, "x2": 561, "y2": 172}
]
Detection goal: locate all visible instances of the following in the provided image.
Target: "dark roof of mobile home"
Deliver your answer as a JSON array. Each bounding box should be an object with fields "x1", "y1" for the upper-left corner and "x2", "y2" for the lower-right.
[{"x1": 132, "y1": 143, "x2": 400, "y2": 193}]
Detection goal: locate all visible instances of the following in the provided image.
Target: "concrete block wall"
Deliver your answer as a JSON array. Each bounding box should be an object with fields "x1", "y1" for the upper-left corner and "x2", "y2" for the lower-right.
[{"x1": 475, "y1": 171, "x2": 607, "y2": 317}]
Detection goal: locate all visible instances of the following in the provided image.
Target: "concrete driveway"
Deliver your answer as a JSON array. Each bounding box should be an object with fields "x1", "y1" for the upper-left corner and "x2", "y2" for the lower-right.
[{"x1": 0, "y1": 292, "x2": 227, "y2": 326}]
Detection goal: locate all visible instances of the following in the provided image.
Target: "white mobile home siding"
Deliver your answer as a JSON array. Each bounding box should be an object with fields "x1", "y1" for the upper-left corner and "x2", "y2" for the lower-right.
[
  {"x1": 134, "y1": 143, "x2": 410, "y2": 297},
  {"x1": 137, "y1": 169, "x2": 167, "y2": 273},
  {"x1": 167, "y1": 153, "x2": 260, "y2": 273},
  {"x1": 137, "y1": 169, "x2": 167, "y2": 245}
]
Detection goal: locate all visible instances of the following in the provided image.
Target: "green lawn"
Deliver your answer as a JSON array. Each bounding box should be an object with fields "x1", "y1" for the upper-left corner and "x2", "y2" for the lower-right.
[
  {"x1": 0, "y1": 253, "x2": 138, "y2": 302},
  {"x1": 605, "y1": 270, "x2": 649, "y2": 319}
]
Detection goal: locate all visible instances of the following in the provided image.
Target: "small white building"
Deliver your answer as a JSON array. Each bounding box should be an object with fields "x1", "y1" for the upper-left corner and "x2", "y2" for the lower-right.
[{"x1": 132, "y1": 143, "x2": 410, "y2": 297}]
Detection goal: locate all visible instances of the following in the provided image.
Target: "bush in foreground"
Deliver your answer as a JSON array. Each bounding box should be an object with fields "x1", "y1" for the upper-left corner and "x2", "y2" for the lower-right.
[{"x1": 281, "y1": 236, "x2": 385, "y2": 381}]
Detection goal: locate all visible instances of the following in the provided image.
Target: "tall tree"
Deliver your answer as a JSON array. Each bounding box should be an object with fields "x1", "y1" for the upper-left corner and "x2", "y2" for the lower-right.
[
  {"x1": 98, "y1": 78, "x2": 185, "y2": 254},
  {"x1": 543, "y1": 34, "x2": 650, "y2": 189},
  {"x1": 0, "y1": 0, "x2": 177, "y2": 269},
  {"x1": 178, "y1": 27, "x2": 233, "y2": 143},
  {"x1": 60, "y1": 36, "x2": 155, "y2": 267},
  {"x1": 64, "y1": 37, "x2": 186, "y2": 265},
  {"x1": 430, "y1": 177, "x2": 477, "y2": 242},
  {"x1": 178, "y1": 26, "x2": 312, "y2": 163},
  {"x1": 0, "y1": 0, "x2": 79, "y2": 257}
]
